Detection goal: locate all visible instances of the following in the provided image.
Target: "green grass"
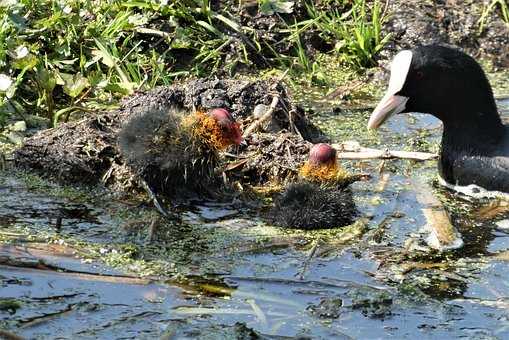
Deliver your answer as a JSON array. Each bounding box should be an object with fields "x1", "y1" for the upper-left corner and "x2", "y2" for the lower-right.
[
  {"x1": 478, "y1": 0, "x2": 509, "y2": 33},
  {"x1": 0, "y1": 0, "x2": 391, "y2": 128},
  {"x1": 304, "y1": 0, "x2": 391, "y2": 68}
]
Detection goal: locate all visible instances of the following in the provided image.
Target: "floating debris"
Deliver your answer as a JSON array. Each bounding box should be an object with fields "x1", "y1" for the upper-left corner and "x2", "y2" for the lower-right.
[{"x1": 412, "y1": 178, "x2": 464, "y2": 250}]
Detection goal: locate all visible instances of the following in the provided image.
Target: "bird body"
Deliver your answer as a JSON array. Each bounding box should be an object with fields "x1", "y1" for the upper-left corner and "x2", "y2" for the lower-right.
[
  {"x1": 119, "y1": 108, "x2": 218, "y2": 197},
  {"x1": 270, "y1": 182, "x2": 355, "y2": 230},
  {"x1": 439, "y1": 126, "x2": 509, "y2": 192},
  {"x1": 368, "y1": 45, "x2": 509, "y2": 193},
  {"x1": 118, "y1": 107, "x2": 241, "y2": 216},
  {"x1": 270, "y1": 143, "x2": 357, "y2": 230}
]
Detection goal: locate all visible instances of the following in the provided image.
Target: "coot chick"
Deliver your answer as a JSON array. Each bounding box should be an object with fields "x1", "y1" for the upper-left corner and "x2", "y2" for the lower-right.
[
  {"x1": 368, "y1": 45, "x2": 509, "y2": 194},
  {"x1": 269, "y1": 143, "x2": 357, "y2": 230},
  {"x1": 118, "y1": 107, "x2": 242, "y2": 219}
]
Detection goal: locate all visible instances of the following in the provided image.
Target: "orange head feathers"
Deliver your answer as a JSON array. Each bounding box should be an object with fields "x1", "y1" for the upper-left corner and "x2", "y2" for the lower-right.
[
  {"x1": 300, "y1": 143, "x2": 349, "y2": 184},
  {"x1": 210, "y1": 108, "x2": 243, "y2": 146},
  {"x1": 187, "y1": 108, "x2": 243, "y2": 150}
]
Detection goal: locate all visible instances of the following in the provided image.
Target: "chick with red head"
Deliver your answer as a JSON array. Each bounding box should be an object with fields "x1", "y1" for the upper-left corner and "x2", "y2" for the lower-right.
[
  {"x1": 118, "y1": 106, "x2": 242, "y2": 220},
  {"x1": 269, "y1": 143, "x2": 358, "y2": 230}
]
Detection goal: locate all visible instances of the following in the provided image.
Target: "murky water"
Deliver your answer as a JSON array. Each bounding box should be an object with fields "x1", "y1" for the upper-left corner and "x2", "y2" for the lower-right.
[{"x1": 1, "y1": 99, "x2": 509, "y2": 339}]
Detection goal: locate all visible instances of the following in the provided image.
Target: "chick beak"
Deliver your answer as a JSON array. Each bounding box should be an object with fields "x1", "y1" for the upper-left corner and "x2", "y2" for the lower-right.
[{"x1": 367, "y1": 50, "x2": 413, "y2": 130}]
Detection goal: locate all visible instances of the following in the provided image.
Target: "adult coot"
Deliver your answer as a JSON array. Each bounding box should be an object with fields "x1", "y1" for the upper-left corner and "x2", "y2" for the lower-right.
[
  {"x1": 368, "y1": 45, "x2": 509, "y2": 193},
  {"x1": 118, "y1": 107, "x2": 242, "y2": 219},
  {"x1": 269, "y1": 143, "x2": 358, "y2": 230}
]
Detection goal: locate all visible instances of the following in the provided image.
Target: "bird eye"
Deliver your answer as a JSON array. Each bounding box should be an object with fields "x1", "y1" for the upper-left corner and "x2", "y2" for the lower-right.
[{"x1": 415, "y1": 71, "x2": 424, "y2": 80}]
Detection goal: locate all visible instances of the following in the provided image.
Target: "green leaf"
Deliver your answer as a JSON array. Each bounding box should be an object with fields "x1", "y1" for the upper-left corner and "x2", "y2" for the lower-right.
[
  {"x1": 36, "y1": 68, "x2": 57, "y2": 92},
  {"x1": 105, "y1": 81, "x2": 135, "y2": 95},
  {"x1": 259, "y1": 0, "x2": 294, "y2": 16},
  {"x1": 92, "y1": 40, "x2": 116, "y2": 68},
  {"x1": 196, "y1": 20, "x2": 223, "y2": 37},
  {"x1": 62, "y1": 73, "x2": 90, "y2": 98}
]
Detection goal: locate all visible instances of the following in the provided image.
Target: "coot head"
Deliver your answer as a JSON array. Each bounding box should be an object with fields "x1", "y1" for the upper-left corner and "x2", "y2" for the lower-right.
[
  {"x1": 210, "y1": 108, "x2": 243, "y2": 146},
  {"x1": 300, "y1": 143, "x2": 350, "y2": 185},
  {"x1": 309, "y1": 143, "x2": 337, "y2": 166},
  {"x1": 368, "y1": 45, "x2": 501, "y2": 133}
]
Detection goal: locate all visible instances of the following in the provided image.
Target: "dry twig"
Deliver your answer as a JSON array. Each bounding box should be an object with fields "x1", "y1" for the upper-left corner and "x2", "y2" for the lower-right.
[{"x1": 332, "y1": 141, "x2": 437, "y2": 161}]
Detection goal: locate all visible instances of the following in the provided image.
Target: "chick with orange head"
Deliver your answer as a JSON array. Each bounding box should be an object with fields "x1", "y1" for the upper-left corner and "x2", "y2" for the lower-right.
[
  {"x1": 269, "y1": 143, "x2": 358, "y2": 230},
  {"x1": 299, "y1": 143, "x2": 351, "y2": 186},
  {"x1": 118, "y1": 106, "x2": 242, "y2": 219}
]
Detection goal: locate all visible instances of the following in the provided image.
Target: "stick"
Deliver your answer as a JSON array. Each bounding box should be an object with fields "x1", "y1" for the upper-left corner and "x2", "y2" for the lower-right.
[
  {"x1": 0, "y1": 264, "x2": 152, "y2": 285},
  {"x1": 411, "y1": 178, "x2": 464, "y2": 250},
  {"x1": 19, "y1": 304, "x2": 77, "y2": 329},
  {"x1": 226, "y1": 275, "x2": 393, "y2": 291},
  {"x1": 0, "y1": 330, "x2": 25, "y2": 340},
  {"x1": 336, "y1": 150, "x2": 436, "y2": 161},
  {"x1": 331, "y1": 141, "x2": 436, "y2": 161},
  {"x1": 242, "y1": 69, "x2": 290, "y2": 137},
  {"x1": 298, "y1": 240, "x2": 320, "y2": 280},
  {"x1": 242, "y1": 94, "x2": 280, "y2": 137}
]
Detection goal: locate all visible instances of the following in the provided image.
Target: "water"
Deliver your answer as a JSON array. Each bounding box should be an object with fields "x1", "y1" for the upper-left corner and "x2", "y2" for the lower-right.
[{"x1": 1, "y1": 99, "x2": 509, "y2": 339}]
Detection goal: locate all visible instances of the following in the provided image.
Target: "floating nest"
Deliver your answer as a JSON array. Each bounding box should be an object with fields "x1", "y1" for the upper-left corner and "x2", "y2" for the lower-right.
[
  {"x1": 13, "y1": 78, "x2": 324, "y2": 195},
  {"x1": 226, "y1": 132, "x2": 312, "y2": 186}
]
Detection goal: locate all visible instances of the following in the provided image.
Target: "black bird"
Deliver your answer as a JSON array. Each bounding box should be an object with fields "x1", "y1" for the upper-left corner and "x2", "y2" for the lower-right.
[
  {"x1": 118, "y1": 107, "x2": 242, "y2": 220},
  {"x1": 368, "y1": 45, "x2": 509, "y2": 193}
]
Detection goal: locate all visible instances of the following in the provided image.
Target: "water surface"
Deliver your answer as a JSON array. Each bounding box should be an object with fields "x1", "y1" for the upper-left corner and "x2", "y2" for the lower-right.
[{"x1": 1, "y1": 99, "x2": 509, "y2": 339}]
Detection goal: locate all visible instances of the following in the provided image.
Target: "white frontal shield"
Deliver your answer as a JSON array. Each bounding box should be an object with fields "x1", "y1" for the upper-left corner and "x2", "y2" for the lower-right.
[{"x1": 367, "y1": 50, "x2": 413, "y2": 129}]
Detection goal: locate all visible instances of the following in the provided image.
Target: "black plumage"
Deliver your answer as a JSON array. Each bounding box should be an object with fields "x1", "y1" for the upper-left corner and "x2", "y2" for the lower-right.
[
  {"x1": 118, "y1": 106, "x2": 242, "y2": 219},
  {"x1": 268, "y1": 143, "x2": 358, "y2": 230},
  {"x1": 118, "y1": 107, "x2": 218, "y2": 199},
  {"x1": 269, "y1": 181, "x2": 356, "y2": 230},
  {"x1": 369, "y1": 45, "x2": 509, "y2": 192}
]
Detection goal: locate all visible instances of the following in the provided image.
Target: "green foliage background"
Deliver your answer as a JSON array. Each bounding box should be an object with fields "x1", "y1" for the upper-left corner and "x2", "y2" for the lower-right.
[{"x1": 0, "y1": 0, "x2": 392, "y2": 127}]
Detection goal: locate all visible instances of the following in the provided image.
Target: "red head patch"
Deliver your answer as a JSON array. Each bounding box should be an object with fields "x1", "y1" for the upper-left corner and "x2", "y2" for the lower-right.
[
  {"x1": 309, "y1": 143, "x2": 337, "y2": 166},
  {"x1": 210, "y1": 108, "x2": 243, "y2": 145}
]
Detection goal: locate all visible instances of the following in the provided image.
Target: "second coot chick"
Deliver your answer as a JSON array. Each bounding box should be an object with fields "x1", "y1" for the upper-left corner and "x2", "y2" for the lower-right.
[
  {"x1": 118, "y1": 106, "x2": 242, "y2": 218},
  {"x1": 269, "y1": 143, "x2": 357, "y2": 230}
]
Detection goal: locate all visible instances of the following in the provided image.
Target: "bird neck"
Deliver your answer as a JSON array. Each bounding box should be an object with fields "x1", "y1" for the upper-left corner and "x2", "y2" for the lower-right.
[
  {"x1": 440, "y1": 99, "x2": 504, "y2": 154},
  {"x1": 299, "y1": 161, "x2": 349, "y2": 185}
]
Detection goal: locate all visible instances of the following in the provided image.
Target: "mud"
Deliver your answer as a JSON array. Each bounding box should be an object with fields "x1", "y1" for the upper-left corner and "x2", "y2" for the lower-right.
[
  {"x1": 384, "y1": 0, "x2": 509, "y2": 67},
  {"x1": 227, "y1": 132, "x2": 312, "y2": 185},
  {"x1": 211, "y1": 0, "x2": 508, "y2": 69},
  {"x1": 237, "y1": 0, "x2": 344, "y2": 60}
]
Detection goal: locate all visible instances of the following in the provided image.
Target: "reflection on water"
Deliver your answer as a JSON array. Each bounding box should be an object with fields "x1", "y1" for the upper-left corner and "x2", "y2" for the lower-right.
[{"x1": 498, "y1": 97, "x2": 509, "y2": 116}]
